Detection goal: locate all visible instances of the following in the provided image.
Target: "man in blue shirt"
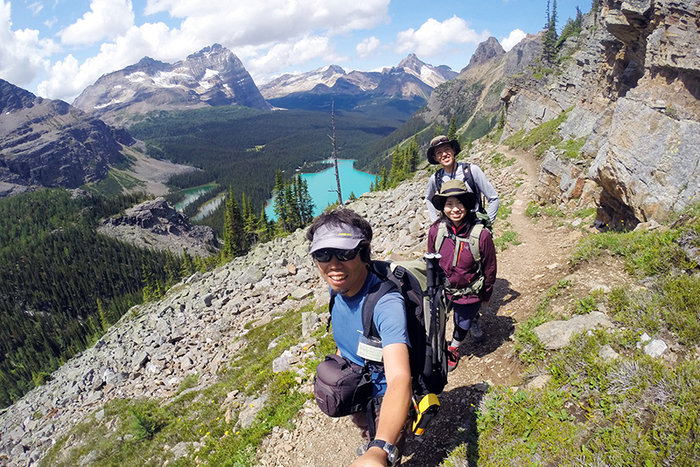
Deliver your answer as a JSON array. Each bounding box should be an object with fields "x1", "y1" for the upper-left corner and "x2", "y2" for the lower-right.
[{"x1": 307, "y1": 209, "x2": 411, "y2": 467}]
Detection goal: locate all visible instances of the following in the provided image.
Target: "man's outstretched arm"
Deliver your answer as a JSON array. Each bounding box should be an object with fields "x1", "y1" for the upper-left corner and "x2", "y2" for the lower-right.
[{"x1": 350, "y1": 343, "x2": 411, "y2": 467}]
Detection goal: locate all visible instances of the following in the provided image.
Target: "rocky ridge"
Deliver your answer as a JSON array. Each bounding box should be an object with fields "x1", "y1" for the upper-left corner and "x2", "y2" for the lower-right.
[
  {"x1": 420, "y1": 33, "x2": 542, "y2": 133},
  {"x1": 0, "y1": 79, "x2": 132, "y2": 197},
  {"x1": 0, "y1": 138, "x2": 684, "y2": 466},
  {"x1": 259, "y1": 54, "x2": 457, "y2": 101},
  {"x1": 97, "y1": 197, "x2": 220, "y2": 257},
  {"x1": 73, "y1": 44, "x2": 270, "y2": 126},
  {"x1": 500, "y1": 0, "x2": 700, "y2": 228},
  {"x1": 0, "y1": 139, "x2": 523, "y2": 466}
]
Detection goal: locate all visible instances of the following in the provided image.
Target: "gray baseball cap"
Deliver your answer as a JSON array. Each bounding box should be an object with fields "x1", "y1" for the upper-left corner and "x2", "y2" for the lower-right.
[{"x1": 309, "y1": 222, "x2": 366, "y2": 254}]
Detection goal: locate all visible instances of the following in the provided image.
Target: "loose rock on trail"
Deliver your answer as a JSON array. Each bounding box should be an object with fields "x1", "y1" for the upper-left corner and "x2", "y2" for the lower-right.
[{"x1": 255, "y1": 143, "x2": 599, "y2": 467}]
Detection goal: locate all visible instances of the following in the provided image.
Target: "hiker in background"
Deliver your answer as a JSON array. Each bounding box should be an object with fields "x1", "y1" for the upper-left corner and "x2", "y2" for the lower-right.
[
  {"x1": 307, "y1": 208, "x2": 411, "y2": 467},
  {"x1": 428, "y1": 180, "x2": 497, "y2": 371},
  {"x1": 425, "y1": 134, "x2": 500, "y2": 224}
]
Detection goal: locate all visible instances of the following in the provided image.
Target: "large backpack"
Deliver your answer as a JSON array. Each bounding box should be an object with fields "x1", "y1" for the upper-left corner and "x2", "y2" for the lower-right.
[
  {"x1": 435, "y1": 163, "x2": 493, "y2": 231},
  {"x1": 433, "y1": 222, "x2": 486, "y2": 298},
  {"x1": 328, "y1": 260, "x2": 449, "y2": 397}
]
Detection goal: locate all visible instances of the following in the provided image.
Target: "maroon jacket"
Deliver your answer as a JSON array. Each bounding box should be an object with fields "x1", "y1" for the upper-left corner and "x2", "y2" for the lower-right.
[{"x1": 427, "y1": 219, "x2": 497, "y2": 305}]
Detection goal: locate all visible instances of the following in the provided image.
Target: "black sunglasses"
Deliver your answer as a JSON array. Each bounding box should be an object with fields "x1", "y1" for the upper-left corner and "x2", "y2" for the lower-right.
[{"x1": 312, "y1": 247, "x2": 360, "y2": 263}]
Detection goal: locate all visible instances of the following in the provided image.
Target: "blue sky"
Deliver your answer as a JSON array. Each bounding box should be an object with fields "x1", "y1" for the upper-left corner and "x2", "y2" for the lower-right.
[{"x1": 1, "y1": 0, "x2": 585, "y2": 103}]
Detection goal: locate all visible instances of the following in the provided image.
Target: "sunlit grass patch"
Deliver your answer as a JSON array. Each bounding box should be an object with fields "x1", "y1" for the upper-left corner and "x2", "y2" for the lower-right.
[{"x1": 478, "y1": 329, "x2": 700, "y2": 466}]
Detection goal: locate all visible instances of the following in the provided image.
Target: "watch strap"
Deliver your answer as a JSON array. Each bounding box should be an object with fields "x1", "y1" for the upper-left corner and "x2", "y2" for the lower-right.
[{"x1": 367, "y1": 439, "x2": 398, "y2": 466}]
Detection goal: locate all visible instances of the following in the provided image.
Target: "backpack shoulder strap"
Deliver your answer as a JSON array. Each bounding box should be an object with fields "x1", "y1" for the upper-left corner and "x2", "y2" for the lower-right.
[
  {"x1": 362, "y1": 261, "x2": 399, "y2": 339},
  {"x1": 326, "y1": 290, "x2": 337, "y2": 332},
  {"x1": 434, "y1": 168, "x2": 445, "y2": 194},
  {"x1": 468, "y1": 223, "x2": 484, "y2": 268},
  {"x1": 462, "y1": 162, "x2": 477, "y2": 195},
  {"x1": 433, "y1": 223, "x2": 450, "y2": 254}
]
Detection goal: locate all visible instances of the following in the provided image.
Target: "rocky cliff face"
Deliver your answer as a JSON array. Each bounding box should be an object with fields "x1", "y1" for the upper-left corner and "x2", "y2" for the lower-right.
[
  {"x1": 73, "y1": 44, "x2": 271, "y2": 126},
  {"x1": 500, "y1": 0, "x2": 700, "y2": 228},
  {"x1": 419, "y1": 34, "x2": 541, "y2": 136},
  {"x1": 0, "y1": 79, "x2": 131, "y2": 197},
  {"x1": 97, "y1": 197, "x2": 219, "y2": 257}
]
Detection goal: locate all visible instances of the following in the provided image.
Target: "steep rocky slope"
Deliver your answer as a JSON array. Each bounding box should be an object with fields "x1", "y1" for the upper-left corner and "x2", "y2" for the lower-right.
[
  {"x1": 0, "y1": 79, "x2": 132, "y2": 197},
  {"x1": 418, "y1": 34, "x2": 543, "y2": 138},
  {"x1": 97, "y1": 197, "x2": 220, "y2": 257},
  {"x1": 0, "y1": 140, "x2": 536, "y2": 466},
  {"x1": 501, "y1": 0, "x2": 700, "y2": 228},
  {"x1": 73, "y1": 44, "x2": 270, "y2": 126},
  {"x1": 1, "y1": 138, "x2": 672, "y2": 467}
]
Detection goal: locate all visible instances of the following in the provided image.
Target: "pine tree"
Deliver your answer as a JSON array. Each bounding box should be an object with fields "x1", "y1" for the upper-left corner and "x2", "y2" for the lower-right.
[
  {"x1": 273, "y1": 170, "x2": 288, "y2": 231},
  {"x1": 241, "y1": 192, "x2": 258, "y2": 248},
  {"x1": 296, "y1": 176, "x2": 315, "y2": 225},
  {"x1": 257, "y1": 207, "x2": 272, "y2": 243},
  {"x1": 542, "y1": 0, "x2": 559, "y2": 64},
  {"x1": 283, "y1": 183, "x2": 299, "y2": 231},
  {"x1": 181, "y1": 250, "x2": 195, "y2": 276},
  {"x1": 447, "y1": 116, "x2": 458, "y2": 140},
  {"x1": 222, "y1": 187, "x2": 245, "y2": 259},
  {"x1": 407, "y1": 134, "x2": 420, "y2": 173},
  {"x1": 389, "y1": 145, "x2": 405, "y2": 186},
  {"x1": 379, "y1": 165, "x2": 389, "y2": 190}
]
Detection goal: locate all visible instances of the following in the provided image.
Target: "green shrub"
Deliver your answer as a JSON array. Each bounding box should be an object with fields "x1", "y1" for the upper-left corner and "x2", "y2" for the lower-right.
[
  {"x1": 658, "y1": 274, "x2": 700, "y2": 344},
  {"x1": 130, "y1": 400, "x2": 171, "y2": 440}
]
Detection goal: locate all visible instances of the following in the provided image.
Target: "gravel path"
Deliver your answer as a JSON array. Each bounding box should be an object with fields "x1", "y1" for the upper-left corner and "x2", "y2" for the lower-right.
[{"x1": 254, "y1": 144, "x2": 594, "y2": 467}]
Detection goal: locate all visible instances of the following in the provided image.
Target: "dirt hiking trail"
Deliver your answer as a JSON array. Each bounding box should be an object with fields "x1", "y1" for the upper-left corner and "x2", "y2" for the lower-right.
[{"x1": 256, "y1": 144, "x2": 598, "y2": 467}]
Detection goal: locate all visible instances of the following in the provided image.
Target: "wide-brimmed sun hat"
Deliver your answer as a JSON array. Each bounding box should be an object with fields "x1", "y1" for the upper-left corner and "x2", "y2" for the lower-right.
[
  {"x1": 427, "y1": 135, "x2": 461, "y2": 165},
  {"x1": 309, "y1": 222, "x2": 366, "y2": 254},
  {"x1": 431, "y1": 179, "x2": 477, "y2": 212}
]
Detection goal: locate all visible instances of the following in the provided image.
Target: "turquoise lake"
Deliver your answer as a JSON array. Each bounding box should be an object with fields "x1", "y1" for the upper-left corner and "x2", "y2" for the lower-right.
[{"x1": 265, "y1": 159, "x2": 376, "y2": 220}]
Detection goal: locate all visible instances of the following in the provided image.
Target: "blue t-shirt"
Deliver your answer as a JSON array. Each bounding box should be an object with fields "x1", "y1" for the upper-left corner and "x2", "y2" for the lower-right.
[{"x1": 331, "y1": 272, "x2": 409, "y2": 395}]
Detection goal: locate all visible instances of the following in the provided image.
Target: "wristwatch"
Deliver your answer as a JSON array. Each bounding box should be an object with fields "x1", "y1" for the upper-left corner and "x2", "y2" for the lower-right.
[{"x1": 367, "y1": 439, "x2": 398, "y2": 466}]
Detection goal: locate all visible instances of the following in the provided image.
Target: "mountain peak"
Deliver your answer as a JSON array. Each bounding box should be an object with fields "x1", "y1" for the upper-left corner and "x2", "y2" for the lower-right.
[
  {"x1": 397, "y1": 53, "x2": 424, "y2": 70},
  {"x1": 463, "y1": 37, "x2": 505, "y2": 70},
  {"x1": 186, "y1": 43, "x2": 228, "y2": 60},
  {"x1": 73, "y1": 43, "x2": 270, "y2": 124}
]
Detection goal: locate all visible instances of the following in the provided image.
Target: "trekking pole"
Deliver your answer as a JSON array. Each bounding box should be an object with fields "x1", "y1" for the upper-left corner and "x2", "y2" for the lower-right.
[
  {"x1": 424, "y1": 253, "x2": 442, "y2": 366},
  {"x1": 425, "y1": 253, "x2": 448, "y2": 372},
  {"x1": 410, "y1": 253, "x2": 444, "y2": 436},
  {"x1": 425, "y1": 253, "x2": 441, "y2": 305}
]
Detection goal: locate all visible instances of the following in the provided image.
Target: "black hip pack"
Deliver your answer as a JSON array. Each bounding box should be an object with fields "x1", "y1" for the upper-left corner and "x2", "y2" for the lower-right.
[{"x1": 314, "y1": 354, "x2": 373, "y2": 417}]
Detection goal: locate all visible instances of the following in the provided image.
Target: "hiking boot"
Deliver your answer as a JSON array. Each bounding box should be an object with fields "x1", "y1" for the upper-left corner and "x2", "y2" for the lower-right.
[
  {"x1": 470, "y1": 320, "x2": 484, "y2": 343},
  {"x1": 447, "y1": 346, "x2": 460, "y2": 372}
]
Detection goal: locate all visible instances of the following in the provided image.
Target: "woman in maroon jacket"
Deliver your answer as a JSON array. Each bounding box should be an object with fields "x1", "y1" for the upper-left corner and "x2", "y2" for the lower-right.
[{"x1": 428, "y1": 179, "x2": 497, "y2": 371}]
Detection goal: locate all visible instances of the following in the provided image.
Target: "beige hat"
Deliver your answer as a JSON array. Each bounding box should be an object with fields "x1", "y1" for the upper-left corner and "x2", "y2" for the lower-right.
[{"x1": 431, "y1": 180, "x2": 476, "y2": 211}]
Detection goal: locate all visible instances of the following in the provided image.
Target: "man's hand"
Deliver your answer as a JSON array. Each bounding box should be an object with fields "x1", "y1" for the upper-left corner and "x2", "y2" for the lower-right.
[{"x1": 349, "y1": 446, "x2": 388, "y2": 467}]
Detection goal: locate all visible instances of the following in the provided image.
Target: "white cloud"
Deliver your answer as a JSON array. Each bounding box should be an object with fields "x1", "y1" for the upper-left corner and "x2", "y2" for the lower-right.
[
  {"x1": 395, "y1": 16, "x2": 489, "y2": 57},
  {"x1": 501, "y1": 29, "x2": 527, "y2": 51},
  {"x1": 37, "y1": 0, "x2": 390, "y2": 100},
  {"x1": 28, "y1": 2, "x2": 43, "y2": 15},
  {"x1": 58, "y1": 0, "x2": 135, "y2": 46},
  {"x1": 39, "y1": 21, "x2": 190, "y2": 101},
  {"x1": 246, "y1": 35, "x2": 347, "y2": 79},
  {"x1": 0, "y1": 1, "x2": 59, "y2": 87},
  {"x1": 145, "y1": 0, "x2": 390, "y2": 45},
  {"x1": 356, "y1": 36, "x2": 380, "y2": 58}
]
